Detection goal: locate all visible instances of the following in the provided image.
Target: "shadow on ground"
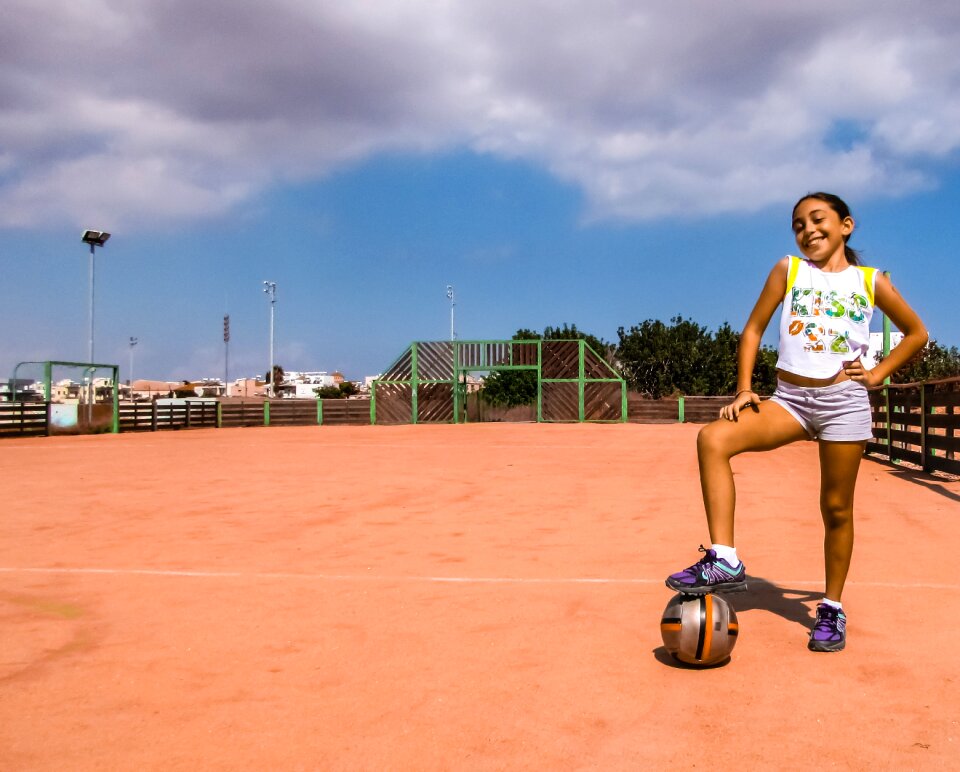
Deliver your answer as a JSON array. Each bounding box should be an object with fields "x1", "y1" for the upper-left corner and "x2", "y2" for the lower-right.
[
  {"x1": 887, "y1": 467, "x2": 960, "y2": 502},
  {"x1": 734, "y1": 575, "x2": 821, "y2": 627}
]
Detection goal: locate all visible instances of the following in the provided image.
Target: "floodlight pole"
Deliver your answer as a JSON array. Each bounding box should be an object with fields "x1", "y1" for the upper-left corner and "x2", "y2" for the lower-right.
[
  {"x1": 81, "y1": 230, "x2": 110, "y2": 418},
  {"x1": 87, "y1": 243, "x2": 96, "y2": 364},
  {"x1": 263, "y1": 281, "x2": 277, "y2": 397},
  {"x1": 128, "y1": 337, "x2": 138, "y2": 386},
  {"x1": 446, "y1": 285, "x2": 456, "y2": 341},
  {"x1": 223, "y1": 314, "x2": 230, "y2": 397}
]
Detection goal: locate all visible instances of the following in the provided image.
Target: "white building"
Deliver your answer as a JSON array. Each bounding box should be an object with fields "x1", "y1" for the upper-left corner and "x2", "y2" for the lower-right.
[
  {"x1": 285, "y1": 371, "x2": 336, "y2": 398},
  {"x1": 863, "y1": 331, "x2": 904, "y2": 369}
]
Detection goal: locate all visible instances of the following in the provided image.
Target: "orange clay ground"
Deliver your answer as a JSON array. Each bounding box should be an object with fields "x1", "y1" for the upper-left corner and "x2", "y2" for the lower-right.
[{"x1": 1, "y1": 423, "x2": 958, "y2": 770}]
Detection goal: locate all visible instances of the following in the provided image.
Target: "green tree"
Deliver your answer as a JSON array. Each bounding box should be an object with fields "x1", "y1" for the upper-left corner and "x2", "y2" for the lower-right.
[
  {"x1": 882, "y1": 339, "x2": 960, "y2": 383},
  {"x1": 481, "y1": 327, "x2": 539, "y2": 407},
  {"x1": 616, "y1": 316, "x2": 778, "y2": 398},
  {"x1": 314, "y1": 382, "x2": 359, "y2": 399}
]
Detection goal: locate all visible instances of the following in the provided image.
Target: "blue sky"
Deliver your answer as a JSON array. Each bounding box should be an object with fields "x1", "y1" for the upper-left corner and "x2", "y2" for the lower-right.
[{"x1": 2, "y1": 2, "x2": 959, "y2": 383}]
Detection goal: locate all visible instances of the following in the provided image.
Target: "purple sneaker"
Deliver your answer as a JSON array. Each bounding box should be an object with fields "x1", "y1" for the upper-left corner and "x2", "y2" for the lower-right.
[
  {"x1": 808, "y1": 603, "x2": 846, "y2": 652},
  {"x1": 665, "y1": 545, "x2": 747, "y2": 595}
]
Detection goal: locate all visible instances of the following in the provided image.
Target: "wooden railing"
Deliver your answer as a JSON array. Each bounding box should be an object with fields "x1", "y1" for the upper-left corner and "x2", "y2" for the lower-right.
[
  {"x1": 627, "y1": 394, "x2": 768, "y2": 424},
  {"x1": 4, "y1": 380, "x2": 959, "y2": 477},
  {"x1": 867, "y1": 377, "x2": 959, "y2": 476},
  {"x1": 0, "y1": 402, "x2": 48, "y2": 437}
]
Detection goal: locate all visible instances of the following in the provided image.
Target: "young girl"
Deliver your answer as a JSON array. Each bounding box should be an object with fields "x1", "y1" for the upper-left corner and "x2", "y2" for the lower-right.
[{"x1": 665, "y1": 192, "x2": 928, "y2": 652}]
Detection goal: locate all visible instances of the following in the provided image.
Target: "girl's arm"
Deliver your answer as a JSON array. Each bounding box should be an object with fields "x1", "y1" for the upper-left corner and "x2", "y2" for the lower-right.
[
  {"x1": 721, "y1": 258, "x2": 789, "y2": 420},
  {"x1": 843, "y1": 272, "x2": 928, "y2": 386}
]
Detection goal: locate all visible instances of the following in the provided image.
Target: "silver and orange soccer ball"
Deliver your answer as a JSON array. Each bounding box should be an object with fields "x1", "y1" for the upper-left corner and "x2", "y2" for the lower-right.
[{"x1": 660, "y1": 592, "x2": 739, "y2": 666}]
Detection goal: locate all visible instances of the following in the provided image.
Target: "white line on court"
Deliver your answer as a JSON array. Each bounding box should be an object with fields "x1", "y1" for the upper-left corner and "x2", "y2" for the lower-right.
[{"x1": 0, "y1": 566, "x2": 956, "y2": 591}]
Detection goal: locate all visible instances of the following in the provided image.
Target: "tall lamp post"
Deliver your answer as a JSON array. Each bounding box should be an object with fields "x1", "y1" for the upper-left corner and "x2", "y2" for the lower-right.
[
  {"x1": 263, "y1": 281, "x2": 277, "y2": 397},
  {"x1": 446, "y1": 284, "x2": 456, "y2": 341},
  {"x1": 223, "y1": 314, "x2": 230, "y2": 397},
  {"x1": 81, "y1": 230, "x2": 110, "y2": 415},
  {"x1": 81, "y1": 230, "x2": 111, "y2": 364},
  {"x1": 128, "y1": 336, "x2": 138, "y2": 386}
]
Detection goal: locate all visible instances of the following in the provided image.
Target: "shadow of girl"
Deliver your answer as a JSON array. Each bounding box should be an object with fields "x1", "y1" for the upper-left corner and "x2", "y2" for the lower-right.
[{"x1": 734, "y1": 575, "x2": 821, "y2": 627}]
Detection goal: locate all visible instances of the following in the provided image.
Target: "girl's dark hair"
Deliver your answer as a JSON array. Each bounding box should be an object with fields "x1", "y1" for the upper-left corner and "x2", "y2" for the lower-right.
[{"x1": 792, "y1": 192, "x2": 861, "y2": 265}]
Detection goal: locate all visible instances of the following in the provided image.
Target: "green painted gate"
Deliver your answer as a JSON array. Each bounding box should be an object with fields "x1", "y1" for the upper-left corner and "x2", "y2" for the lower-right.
[{"x1": 371, "y1": 340, "x2": 626, "y2": 424}]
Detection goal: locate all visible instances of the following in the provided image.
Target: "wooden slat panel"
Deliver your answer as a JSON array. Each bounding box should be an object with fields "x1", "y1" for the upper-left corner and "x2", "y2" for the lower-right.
[
  {"x1": 373, "y1": 384, "x2": 413, "y2": 424},
  {"x1": 927, "y1": 434, "x2": 960, "y2": 453},
  {"x1": 220, "y1": 402, "x2": 266, "y2": 427},
  {"x1": 583, "y1": 382, "x2": 622, "y2": 421},
  {"x1": 0, "y1": 403, "x2": 48, "y2": 437},
  {"x1": 417, "y1": 383, "x2": 454, "y2": 423},
  {"x1": 890, "y1": 448, "x2": 923, "y2": 466},
  {"x1": 628, "y1": 396, "x2": 679, "y2": 422},
  {"x1": 320, "y1": 399, "x2": 371, "y2": 425},
  {"x1": 542, "y1": 381, "x2": 578, "y2": 421}
]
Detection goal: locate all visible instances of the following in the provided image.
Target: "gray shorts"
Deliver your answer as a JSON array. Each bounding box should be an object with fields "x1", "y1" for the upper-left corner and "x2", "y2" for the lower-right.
[{"x1": 769, "y1": 379, "x2": 873, "y2": 442}]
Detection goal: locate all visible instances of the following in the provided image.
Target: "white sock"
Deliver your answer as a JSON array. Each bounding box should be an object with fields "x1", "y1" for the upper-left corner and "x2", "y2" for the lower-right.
[
  {"x1": 711, "y1": 544, "x2": 740, "y2": 567},
  {"x1": 821, "y1": 597, "x2": 843, "y2": 610}
]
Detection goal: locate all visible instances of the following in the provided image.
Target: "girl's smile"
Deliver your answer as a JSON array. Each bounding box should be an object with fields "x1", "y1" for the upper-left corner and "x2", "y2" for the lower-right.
[{"x1": 792, "y1": 198, "x2": 854, "y2": 268}]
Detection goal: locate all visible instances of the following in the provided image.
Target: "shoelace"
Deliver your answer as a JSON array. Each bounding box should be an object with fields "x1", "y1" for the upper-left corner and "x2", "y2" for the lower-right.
[
  {"x1": 690, "y1": 545, "x2": 713, "y2": 569},
  {"x1": 684, "y1": 545, "x2": 721, "y2": 578}
]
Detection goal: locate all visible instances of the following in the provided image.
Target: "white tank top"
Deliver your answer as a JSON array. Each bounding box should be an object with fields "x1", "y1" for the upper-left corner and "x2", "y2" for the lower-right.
[{"x1": 776, "y1": 255, "x2": 878, "y2": 379}]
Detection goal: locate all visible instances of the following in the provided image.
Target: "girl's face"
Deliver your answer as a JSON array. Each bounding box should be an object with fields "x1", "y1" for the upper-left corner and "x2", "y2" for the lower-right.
[{"x1": 792, "y1": 198, "x2": 854, "y2": 263}]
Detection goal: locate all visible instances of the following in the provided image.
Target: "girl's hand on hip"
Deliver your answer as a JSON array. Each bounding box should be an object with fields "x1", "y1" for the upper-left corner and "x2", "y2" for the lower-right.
[
  {"x1": 721, "y1": 390, "x2": 759, "y2": 421},
  {"x1": 843, "y1": 358, "x2": 880, "y2": 387}
]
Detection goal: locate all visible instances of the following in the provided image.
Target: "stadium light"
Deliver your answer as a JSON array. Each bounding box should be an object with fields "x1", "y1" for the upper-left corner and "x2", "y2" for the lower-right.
[
  {"x1": 128, "y1": 336, "x2": 138, "y2": 386},
  {"x1": 446, "y1": 284, "x2": 456, "y2": 341},
  {"x1": 263, "y1": 281, "x2": 277, "y2": 398},
  {"x1": 81, "y1": 230, "x2": 111, "y2": 363}
]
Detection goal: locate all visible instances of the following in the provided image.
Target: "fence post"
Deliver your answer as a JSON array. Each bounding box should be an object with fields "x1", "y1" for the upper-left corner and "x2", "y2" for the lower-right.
[
  {"x1": 264, "y1": 400, "x2": 270, "y2": 427},
  {"x1": 151, "y1": 400, "x2": 158, "y2": 432},
  {"x1": 411, "y1": 343, "x2": 419, "y2": 425},
  {"x1": 216, "y1": 401, "x2": 222, "y2": 428},
  {"x1": 884, "y1": 385, "x2": 892, "y2": 464},
  {"x1": 578, "y1": 339, "x2": 585, "y2": 423},
  {"x1": 678, "y1": 396, "x2": 685, "y2": 423},
  {"x1": 317, "y1": 399, "x2": 323, "y2": 426},
  {"x1": 921, "y1": 383, "x2": 931, "y2": 474}
]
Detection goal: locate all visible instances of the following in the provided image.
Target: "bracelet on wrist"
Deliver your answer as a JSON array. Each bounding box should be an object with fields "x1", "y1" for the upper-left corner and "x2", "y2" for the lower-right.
[{"x1": 735, "y1": 389, "x2": 753, "y2": 397}]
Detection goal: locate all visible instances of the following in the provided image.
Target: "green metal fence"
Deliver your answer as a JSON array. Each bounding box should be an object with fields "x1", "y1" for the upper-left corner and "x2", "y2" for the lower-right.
[{"x1": 370, "y1": 339, "x2": 627, "y2": 424}]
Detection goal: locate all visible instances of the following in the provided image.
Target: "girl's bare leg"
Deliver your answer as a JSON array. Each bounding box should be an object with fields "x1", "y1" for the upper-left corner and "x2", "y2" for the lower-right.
[
  {"x1": 697, "y1": 402, "x2": 809, "y2": 545},
  {"x1": 817, "y1": 441, "x2": 865, "y2": 601}
]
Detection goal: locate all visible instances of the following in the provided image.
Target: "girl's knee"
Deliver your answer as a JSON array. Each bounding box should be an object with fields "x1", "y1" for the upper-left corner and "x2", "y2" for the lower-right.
[
  {"x1": 820, "y1": 496, "x2": 854, "y2": 528},
  {"x1": 697, "y1": 421, "x2": 731, "y2": 458}
]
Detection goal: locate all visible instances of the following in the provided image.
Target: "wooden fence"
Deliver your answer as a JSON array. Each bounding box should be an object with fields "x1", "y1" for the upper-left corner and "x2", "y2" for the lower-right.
[
  {"x1": 0, "y1": 402, "x2": 48, "y2": 438},
  {"x1": 627, "y1": 394, "x2": 759, "y2": 424},
  {"x1": 3, "y1": 380, "x2": 959, "y2": 477},
  {"x1": 117, "y1": 399, "x2": 372, "y2": 431},
  {"x1": 866, "y1": 377, "x2": 959, "y2": 476},
  {"x1": 0, "y1": 399, "x2": 372, "y2": 437}
]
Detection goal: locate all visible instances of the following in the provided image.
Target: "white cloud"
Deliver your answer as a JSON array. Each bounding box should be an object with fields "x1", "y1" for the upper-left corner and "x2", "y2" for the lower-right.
[{"x1": 1, "y1": 0, "x2": 959, "y2": 228}]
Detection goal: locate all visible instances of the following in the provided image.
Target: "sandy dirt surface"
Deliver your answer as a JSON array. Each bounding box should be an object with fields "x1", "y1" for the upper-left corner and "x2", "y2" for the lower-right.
[{"x1": 1, "y1": 423, "x2": 958, "y2": 770}]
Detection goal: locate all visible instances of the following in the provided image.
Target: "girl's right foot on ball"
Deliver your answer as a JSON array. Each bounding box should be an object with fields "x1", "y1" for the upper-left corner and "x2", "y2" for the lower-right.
[{"x1": 665, "y1": 545, "x2": 747, "y2": 594}]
